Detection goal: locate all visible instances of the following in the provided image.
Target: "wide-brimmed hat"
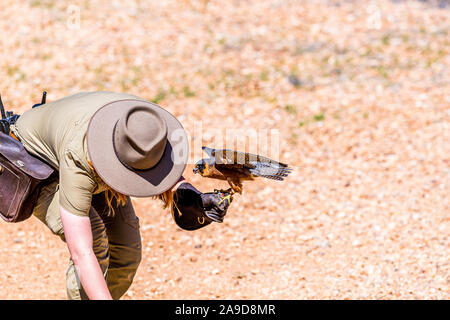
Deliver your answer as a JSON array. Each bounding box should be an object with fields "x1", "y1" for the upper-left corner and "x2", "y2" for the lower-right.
[{"x1": 87, "y1": 99, "x2": 189, "y2": 197}]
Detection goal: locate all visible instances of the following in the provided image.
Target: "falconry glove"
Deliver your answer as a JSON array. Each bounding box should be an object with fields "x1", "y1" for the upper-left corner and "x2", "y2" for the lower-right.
[
  {"x1": 201, "y1": 189, "x2": 233, "y2": 223},
  {"x1": 172, "y1": 182, "x2": 233, "y2": 230}
]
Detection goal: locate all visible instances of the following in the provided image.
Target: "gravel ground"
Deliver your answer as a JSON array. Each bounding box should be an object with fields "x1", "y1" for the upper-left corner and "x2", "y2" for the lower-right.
[{"x1": 0, "y1": 0, "x2": 448, "y2": 299}]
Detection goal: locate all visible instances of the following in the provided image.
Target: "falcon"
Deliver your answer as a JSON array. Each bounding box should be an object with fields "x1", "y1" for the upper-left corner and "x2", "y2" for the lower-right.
[{"x1": 193, "y1": 146, "x2": 292, "y2": 194}]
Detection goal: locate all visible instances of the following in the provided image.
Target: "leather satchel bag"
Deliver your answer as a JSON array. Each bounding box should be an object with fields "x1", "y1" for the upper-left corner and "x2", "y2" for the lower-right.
[{"x1": 0, "y1": 132, "x2": 55, "y2": 222}]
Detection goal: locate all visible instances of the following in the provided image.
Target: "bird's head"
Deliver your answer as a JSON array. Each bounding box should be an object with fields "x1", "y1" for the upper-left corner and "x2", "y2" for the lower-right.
[{"x1": 193, "y1": 159, "x2": 209, "y2": 176}]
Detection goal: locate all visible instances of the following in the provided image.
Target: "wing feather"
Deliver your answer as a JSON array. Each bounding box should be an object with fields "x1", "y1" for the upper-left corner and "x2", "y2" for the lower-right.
[
  {"x1": 248, "y1": 161, "x2": 292, "y2": 180},
  {"x1": 202, "y1": 147, "x2": 292, "y2": 181}
]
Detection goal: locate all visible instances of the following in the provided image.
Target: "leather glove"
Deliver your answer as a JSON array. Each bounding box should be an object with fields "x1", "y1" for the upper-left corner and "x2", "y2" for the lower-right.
[
  {"x1": 200, "y1": 190, "x2": 233, "y2": 223},
  {"x1": 172, "y1": 183, "x2": 233, "y2": 230}
]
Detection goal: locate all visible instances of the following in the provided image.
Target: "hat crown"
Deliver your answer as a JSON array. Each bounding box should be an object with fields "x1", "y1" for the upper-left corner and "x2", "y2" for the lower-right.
[{"x1": 113, "y1": 106, "x2": 168, "y2": 170}]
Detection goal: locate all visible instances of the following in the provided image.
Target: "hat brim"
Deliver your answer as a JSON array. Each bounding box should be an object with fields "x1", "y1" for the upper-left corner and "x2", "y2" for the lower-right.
[{"x1": 87, "y1": 99, "x2": 189, "y2": 197}]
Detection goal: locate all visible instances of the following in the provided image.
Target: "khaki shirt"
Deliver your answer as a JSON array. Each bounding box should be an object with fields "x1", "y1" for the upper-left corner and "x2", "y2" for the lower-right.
[{"x1": 12, "y1": 91, "x2": 143, "y2": 216}]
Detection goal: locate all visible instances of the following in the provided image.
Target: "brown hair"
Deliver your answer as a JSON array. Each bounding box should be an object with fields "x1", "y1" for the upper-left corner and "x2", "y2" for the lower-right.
[
  {"x1": 153, "y1": 189, "x2": 174, "y2": 211},
  {"x1": 87, "y1": 160, "x2": 174, "y2": 215}
]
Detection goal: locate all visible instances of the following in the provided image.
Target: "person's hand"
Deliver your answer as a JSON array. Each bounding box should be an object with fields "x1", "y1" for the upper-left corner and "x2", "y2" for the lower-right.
[
  {"x1": 172, "y1": 182, "x2": 233, "y2": 229},
  {"x1": 200, "y1": 190, "x2": 233, "y2": 223}
]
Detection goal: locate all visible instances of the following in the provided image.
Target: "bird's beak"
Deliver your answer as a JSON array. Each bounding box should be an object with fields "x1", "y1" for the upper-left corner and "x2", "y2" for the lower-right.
[{"x1": 193, "y1": 167, "x2": 199, "y2": 174}]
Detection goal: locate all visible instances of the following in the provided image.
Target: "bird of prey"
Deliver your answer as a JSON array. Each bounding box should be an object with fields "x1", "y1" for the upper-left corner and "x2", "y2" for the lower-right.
[{"x1": 193, "y1": 146, "x2": 292, "y2": 194}]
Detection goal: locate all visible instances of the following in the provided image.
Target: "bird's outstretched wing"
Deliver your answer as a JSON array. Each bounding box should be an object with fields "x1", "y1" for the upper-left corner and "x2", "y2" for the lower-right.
[
  {"x1": 248, "y1": 160, "x2": 291, "y2": 181},
  {"x1": 202, "y1": 146, "x2": 215, "y2": 159},
  {"x1": 203, "y1": 147, "x2": 292, "y2": 181}
]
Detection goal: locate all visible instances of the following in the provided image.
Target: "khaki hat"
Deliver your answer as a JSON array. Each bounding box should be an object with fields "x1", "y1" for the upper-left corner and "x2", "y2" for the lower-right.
[{"x1": 87, "y1": 99, "x2": 189, "y2": 197}]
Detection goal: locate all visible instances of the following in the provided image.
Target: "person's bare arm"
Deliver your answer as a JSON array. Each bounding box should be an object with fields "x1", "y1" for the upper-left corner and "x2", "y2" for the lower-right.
[{"x1": 59, "y1": 206, "x2": 112, "y2": 300}]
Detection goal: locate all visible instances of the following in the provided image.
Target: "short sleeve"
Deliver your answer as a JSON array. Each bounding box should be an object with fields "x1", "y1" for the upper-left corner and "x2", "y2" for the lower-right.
[{"x1": 59, "y1": 149, "x2": 96, "y2": 217}]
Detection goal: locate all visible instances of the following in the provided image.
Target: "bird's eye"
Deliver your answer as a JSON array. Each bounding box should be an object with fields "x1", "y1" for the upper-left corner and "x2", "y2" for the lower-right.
[{"x1": 193, "y1": 163, "x2": 203, "y2": 174}]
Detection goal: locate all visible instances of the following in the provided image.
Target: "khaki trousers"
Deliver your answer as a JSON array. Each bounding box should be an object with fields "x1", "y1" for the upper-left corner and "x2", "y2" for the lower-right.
[{"x1": 32, "y1": 181, "x2": 142, "y2": 300}]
